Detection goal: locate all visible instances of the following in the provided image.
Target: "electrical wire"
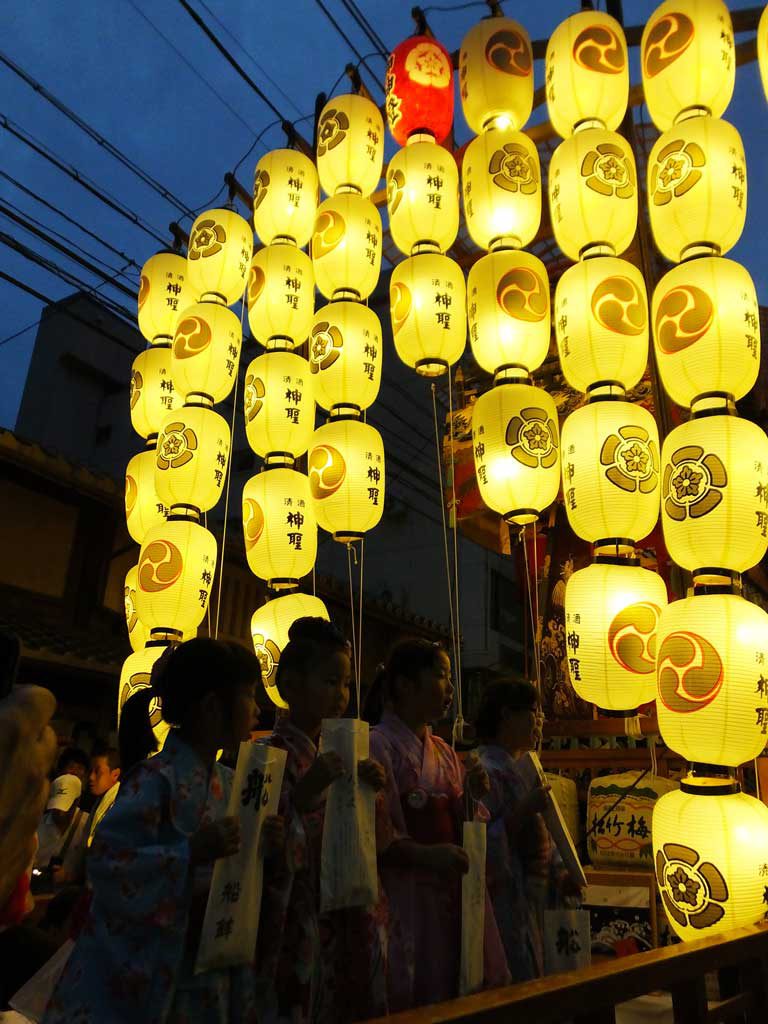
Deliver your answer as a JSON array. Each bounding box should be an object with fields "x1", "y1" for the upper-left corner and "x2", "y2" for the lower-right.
[
  {"x1": 124, "y1": 0, "x2": 259, "y2": 139},
  {"x1": 0, "y1": 49, "x2": 195, "y2": 218},
  {"x1": 422, "y1": 1, "x2": 491, "y2": 12},
  {"x1": 0, "y1": 113, "x2": 169, "y2": 246},
  {"x1": 196, "y1": 0, "x2": 305, "y2": 118},
  {"x1": 177, "y1": 0, "x2": 292, "y2": 123},
  {"x1": 312, "y1": 0, "x2": 385, "y2": 95},
  {"x1": 0, "y1": 169, "x2": 141, "y2": 273},
  {"x1": 338, "y1": 0, "x2": 389, "y2": 57}
]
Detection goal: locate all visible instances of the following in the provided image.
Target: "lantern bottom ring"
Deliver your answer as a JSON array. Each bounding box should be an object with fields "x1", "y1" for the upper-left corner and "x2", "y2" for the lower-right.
[
  {"x1": 586, "y1": 380, "x2": 626, "y2": 399},
  {"x1": 185, "y1": 393, "x2": 215, "y2": 409},
  {"x1": 411, "y1": 241, "x2": 442, "y2": 257},
  {"x1": 264, "y1": 452, "x2": 296, "y2": 468},
  {"x1": 333, "y1": 531, "x2": 364, "y2": 544},
  {"x1": 415, "y1": 357, "x2": 448, "y2": 378},
  {"x1": 691, "y1": 568, "x2": 742, "y2": 593},
  {"x1": 268, "y1": 577, "x2": 300, "y2": 591},
  {"x1": 332, "y1": 288, "x2": 362, "y2": 302},
  {"x1": 593, "y1": 537, "x2": 636, "y2": 556},
  {"x1": 149, "y1": 628, "x2": 183, "y2": 643},
  {"x1": 489, "y1": 234, "x2": 522, "y2": 253},
  {"x1": 494, "y1": 365, "x2": 530, "y2": 385},
  {"x1": 504, "y1": 508, "x2": 539, "y2": 526},
  {"x1": 150, "y1": 334, "x2": 173, "y2": 346},
  {"x1": 596, "y1": 707, "x2": 639, "y2": 719},
  {"x1": 271, "y1": 234, "x2": 297, "y2": 247},
  {"x1": 168, "y1": 507, "x2": 201, "y2": 523},
  {"x1": 593, "y1": 552, "x2": 640, "y2": 567},
  {"x1": 329, "y1": 403, "x2": 362, "y2": 420},
  {"x1": 690, "y1": 393, "x2": 736, "y2": 418},
  {"x1": 680, "y1": 241, "x2": 721, "y2": 262},
  {"x1": 199, "y1": 290, "x2": 228, "y2": 306},
  {"x1": 674, "y1": 105, "x2": 712, "y2": 126},
  {"x1": 580, "y1": 241, "x2": 615, "y2": 260},
  {"x1": 681, "y1": 779, "x2": 740, "y2": 797},
  {"x1": 146, "y1": 432, "x2": 159, "y2": 445},
  {"x1": 266, "y1": 336, "x2": 299, "y2": 352}
]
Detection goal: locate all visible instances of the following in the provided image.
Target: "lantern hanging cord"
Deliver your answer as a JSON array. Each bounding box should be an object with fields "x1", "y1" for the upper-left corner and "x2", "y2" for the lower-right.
[
  {"x1": 422, "y1": 1, "x2": 493, "y2": 13},
  {"x1": 447, "y1": 372, "x2": 464, "y2": 742},
  {"x1": 204, "y1": 511, "x2": 213, "y2": 638},
  {"x1": 347, "y1": 542, "x2": 361, "y2": 717},
  {"x1": 214, "y1": 293, "x2": 247, "y2": 639},
  {"x1": 431, "y1": 383, "x2": 459, "y2": 720},
  {"x1": 650, "y1": 735, "x2": 658, "y2": 779},
  {"x1": 520, "y1": 526, "x2": 542, "y2": 697},
  {"x1": 358, "y1": 536, "x2": 365, "y2": 712}
]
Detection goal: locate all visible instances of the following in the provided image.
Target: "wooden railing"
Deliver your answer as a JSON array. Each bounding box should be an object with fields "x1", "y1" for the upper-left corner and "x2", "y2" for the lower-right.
[{"x1": 365, "y1": 925, "x2": 768, "y2": 1024}]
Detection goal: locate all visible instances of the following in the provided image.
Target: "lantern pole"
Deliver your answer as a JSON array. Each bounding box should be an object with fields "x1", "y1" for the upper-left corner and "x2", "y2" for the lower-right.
[
  {"x1": 168, "y1": 222, "x2": 189, "y2": 252},
  {"x1": 411, "y1": 7, "x2": 431, "y2": 37}
]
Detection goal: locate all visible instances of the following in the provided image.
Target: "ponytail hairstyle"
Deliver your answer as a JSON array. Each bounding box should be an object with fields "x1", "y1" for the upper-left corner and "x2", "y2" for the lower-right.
[
  {"x1": 151, "y1": 637, "x2": 262, "y2": 727},
  {"x1": 363, "y1": 637, "x2": 447, "y2": 725},
  {"x1": 274, "y1": 617, "x2": 349, "y2": 704},
  {"x1": 474, "y1": 679, "x2": 538, "y2": 743}
]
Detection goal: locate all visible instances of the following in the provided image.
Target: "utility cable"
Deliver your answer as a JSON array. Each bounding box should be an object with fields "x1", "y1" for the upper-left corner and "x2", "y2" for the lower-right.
[
  {"x1": 0, "y1": 113, "x2": 168, "y2": 246},
  {"x1": 313, "y1": 0, "x2": 385, "y2": 95},
  {"x1": 338, "y1": 0, "x2": 388, "y2": 58},
  {"x1": 0, "y1": 49, "x2": 195, "y2": 217}
]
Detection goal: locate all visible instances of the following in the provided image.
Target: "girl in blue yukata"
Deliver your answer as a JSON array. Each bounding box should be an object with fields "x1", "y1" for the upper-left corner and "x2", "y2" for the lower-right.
[
  {"x1": 43, "y1": 637, "x2": 283, "y2": 1024},
  {"x1": 475, "y1": 679, "x2": 580, "y2": 982}
]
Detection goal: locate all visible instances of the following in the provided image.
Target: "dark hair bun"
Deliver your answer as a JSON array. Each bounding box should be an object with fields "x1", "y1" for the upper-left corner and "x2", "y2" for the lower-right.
[{"x1": 287, "y1": 616, "x2": 346, "y2": 647}]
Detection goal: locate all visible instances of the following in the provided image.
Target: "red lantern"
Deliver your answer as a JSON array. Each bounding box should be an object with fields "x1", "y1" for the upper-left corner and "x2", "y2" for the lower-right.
[{"x1": 386, "y1": 35, "x2": 454, "y2": 146}]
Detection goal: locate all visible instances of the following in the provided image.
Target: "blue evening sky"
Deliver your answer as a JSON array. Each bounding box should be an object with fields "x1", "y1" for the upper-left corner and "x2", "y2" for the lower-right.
[{"x1": 1, "y1": 0, "x2": 765, "y2": 428}]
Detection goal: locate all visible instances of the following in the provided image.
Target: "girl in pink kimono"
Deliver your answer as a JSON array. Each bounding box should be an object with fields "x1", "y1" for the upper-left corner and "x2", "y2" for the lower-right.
[
  {"x1": 255, "y1": 616, "x2": 389, "y2": 1024},
  {"x1": 367, "y1": 639, "x2": 510, "y2": 1012},
  {"x1": 43, "y1": 638, "x2": 280, "y2": 1024}
]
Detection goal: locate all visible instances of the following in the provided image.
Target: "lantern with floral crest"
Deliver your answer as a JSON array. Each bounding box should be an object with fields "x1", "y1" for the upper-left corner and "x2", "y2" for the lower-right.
[
  {"x1": 154, "y1": 405, "x2": 231, "y2": 515},
  {"x1": 309, "y1": 301, "x2": 382, "y2": 412},
  {"x1": 385, "y1": 35, "x2": 454, "y2": 146},
  {"x1": 251, "y1": 592, "x2": 330, "y2": 708},
  {"x1": 186, "y1": 208, "x2": 252, "y2": 307},
  {"x1": 316, "y1": 94, "x2": 384, "y2": 198}
]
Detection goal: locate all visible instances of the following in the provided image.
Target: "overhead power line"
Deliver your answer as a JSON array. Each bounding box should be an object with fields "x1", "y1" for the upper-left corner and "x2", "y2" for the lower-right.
[
  {"x1": 0, "y1": 113, "x2": 169, "y2": 247},
  {"x1": 312, "y1": 0, "x2": 385, "y2": 95},
  {"x1": 177, "y1": 0, "x2": 291, "y2": 123},
  {"x1": 0, "y1": 49, "x2": 195, "y2": 218},
  {"x1": 338, "y1": 0, "x2": 389, "y2": 58},
  {"x1": 0, "y1": 169, "x2": 142, "y2": 274}
]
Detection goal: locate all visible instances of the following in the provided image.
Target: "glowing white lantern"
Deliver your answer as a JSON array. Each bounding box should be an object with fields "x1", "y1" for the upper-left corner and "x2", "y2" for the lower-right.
[
  {"x1": 243, "y1": 351, "x2": 315, "y2": 461},
  {"x1": 386, "y1": 138, "x2": 459, "y2": 255},
  {"x1": 308, "y1": 418, "x2": 385, "y2": 541},
  {"x1": 459, "y1": 17, "x2": 534, "y2": 134},
  {"x1": 390, "y1": 252, "x2": 466, "y2": 376},
  {"x1": 253, "y1": 149, "x2": 319, "y2": 248},
  {"x1": 126, "y1": 440, "x2": 168, "y2": 545},
  {"x1": 242, "y1": 468, "x2": 317, "y2": 589},
  {"x1": 251, "y1": 592, "x2": 330, "y2": 708},
  {"x1": 130, "y1": 346, "x2": 179, "y2": 439},
  {"x1": 155, "y1": 405, "x2": 230, "y2": 514},
  {"x1": 171, "y1": 301, "x2": 241, "y2": 404},
  {"x1": 309, "y1": 301, "x2": 382, "y2": 412},
  {"x1": 187, "y1": 208, "x2": 252, "y2": 306},
  {"x1": 316, "y1": 94, "x2": 384, "y2": 198},
  {"x1": 125, "y1": 564, "x2": 150, "y2": 653},
  {"x1": 311, "y1": 193, "x2": 382, "y2": 300},
  {"x1": 138, "y1": 251, "x2": 190, "y2": 345},
  {"x1": 247, "y1": 243, "x2": 314, "y2": 350}
]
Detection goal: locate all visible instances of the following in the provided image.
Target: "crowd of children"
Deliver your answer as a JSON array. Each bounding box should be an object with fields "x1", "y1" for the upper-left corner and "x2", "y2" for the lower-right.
[{"x1": 18, "y1": 619, "x2": 577, "y2": 1024}]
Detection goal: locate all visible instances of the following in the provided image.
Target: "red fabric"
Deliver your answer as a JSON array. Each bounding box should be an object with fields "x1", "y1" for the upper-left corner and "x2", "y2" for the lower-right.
[
  {"x1": 0, "y1": 871, "x2": 31, "y2": 929},
  {"x1": 401, "y1": 790, "x2": 459, "y2": 846}
]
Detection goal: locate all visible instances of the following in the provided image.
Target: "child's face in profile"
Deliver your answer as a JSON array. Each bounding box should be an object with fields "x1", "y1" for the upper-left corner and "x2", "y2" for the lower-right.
[
  {"x1": 287, "y1": 649, "x2": 352, "y2": 725},
  {"x1": 410, "y1": 650, "x2": 454, "y2": 724},
  {"x1": 220, "y1": 681, "x2": 260, "y2": 750}
]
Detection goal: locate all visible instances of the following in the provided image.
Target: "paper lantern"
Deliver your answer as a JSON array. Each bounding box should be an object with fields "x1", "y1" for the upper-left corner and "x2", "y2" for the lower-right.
[
  {"x1": 126, "y1": 440, "x2": 168, "y2": 545},
  {"x1": 138, "y1": 251, "x2": 191, "y2": 345},
  {"x1": 130, "y1": 345, "x2": 178, "y2": 439},
  {"x1": 660, "y1": 413, "x2": 768, "y2": 573},
  {"x1": 186, "y1": 208, "x2": 252, "y2": 306},
  {"x1": 467, "y1": 250, "x2": 550, "y2": 375},
  {"x1": 545, "y1": 11, "x2": 628, "y2": 138},
  {"x1": 651, "y1": 257, "x2": 759, "y2": 408},
  {"x1": 385, "y1": 34, "x2": 454, "y2": 146},
  {"x1": 390, "y1": 253, "x2": 466, "y2": 377},
  {"x1": 653, "y1": 787, "x2": 768, "y2": 941},
  {"x1": 308, "y1": 418, "x2": 385, "y2": 541},
  {"x1": 309, "y1": 301, "x2": 382, "y2": 412},
  {"x1": 386, "y1": 139, "x2": 459, "y2": 256},
  {"x1": 250, "y1": 592, "x2": 330, "y2": 708},
  {"x1": 759, "y1": 5, "x2": 768, "y2": 102},
  {"x1": 243, "y1": 468, "x2": 317, "y2": 588},
  {"x1": 117, "y1": 642, "x2": 173, "y2": 750},
  {"x1": 155, "y1": 405, "x2": 230, "y2": 514},
  {"x1": 647, "y1": 116, "x2": 746, "y2": 263},
  {"x1": 243, "y1": 351, "x2": 315, "y2": 461},
  {"x1": 171, "y1": 301, "x2": 241, "y2": 404},
  {"x1": 462, "y1": 128, "x2": 541, "y2": 251},
  {"x1": 565, "y1": 559, "x2": 668, "y2": 711},
  {"x1": 316, "y1": 94, "x2": 384, "y2": 198},
  {"x1": 656, "y1": 592, "x2": 768, "y2": 766},
  {"x1": 641, "y1": 0, "x2": 735, "y2": 131},
  {"x1": 247, "y1": 243, "x2": 314, "y2": 350},
  {"x1": 252, "y1": 148, "x2": 319, "y2": 248},
  {"x1": 125, "y1": 564, "x2": 151, "y2": 653},
  {"x1": 135, "y1": 515, "x2": 217, "y2": 634},
  {"x1": 555, "y1": 257, "x2": 648, "y2": 393},
  {"x1": 549, "y1": 128, "x2": 638, "y2": 261},
  {"x1": 311, "y1": 193, "x2": 382, "y2": 300},
  {"x1": 458, "y1": 17, "x2": 533, "y2": 134},
  {"x1": 562, "y1": 400, "x2": 660, "y2": 545},
  {"x1": 472, "y1": 381, "x2": 560, "y2": 525}
]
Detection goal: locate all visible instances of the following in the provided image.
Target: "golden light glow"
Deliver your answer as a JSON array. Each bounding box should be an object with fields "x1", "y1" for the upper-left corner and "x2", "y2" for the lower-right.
[
  {"x1": 653, "y1": 788, "x2": 768, "y2": 941},
  {"x1": 311, "y1": 193, "x2": 382, "y2": 300},
  {"x1": 243, "y1": 350, "x2": 316, "y2": 459},
  {"x1": 250, "y1": 592, "x2": 330, "y2": 708},
  {"x1": 561, "y1": 400, "x2": 661, "y2": 544},
  {"x1": 155, "y1": 405, "x2": 231, "y2": 514},
  {"x1": 253, "y1": 148, "x2": 319, "y2": 248},
  {"x1": 130, "y1": 346, "x2": 179, "y2": 440},
  {"x1": 171, "y1": 301, "x2": 241, "y2": 404},
  {"x1": 472, "y1": 381, "x2": 560, "y2": 525},
  {"x1": 186, "y1": 208, "x2": 253, "y2": 306},
  {"x1": 390, "y1": 252, "x2": 466, "y2": 376},
  {"x1": 118, "y1": 643, "x2": 171, "y2": 749},
  {"x1": 386, "y1": 139, "x2": 459, "y2": 256},
  {"x1": 316, "y1": 94, "x2": 384, "y2": 198},
  {"x1": 124, "y1": 564, "x2": 150, "y2": 653},
  {"x1": 467, "y1": 249, "x2": 550, "y2": 375},
  {"x1": 462, "y1": 127, "x2": 541, "y2": 251},
  {"x1": 242, "y1": 468, "x2": 317, "y2": 587},
  {"x1": 310, "y1": 301, "x2": 382, "y2": 412},
  {"x1": 459, "y1": 17, "x2": 533, "y2": 134},
  {"x1": 545, "y1": 11, "x2": 629, "y2": 138},
  {"x1": 660, "y1": 414, "x2": 768, "y2": 573},
  {"x1": 247, "y1": 243, "x2": 314, "y2": 350},
  {"x1": 308, "y1": 418, "x2": 385, "y2": 541},
  {"x1": 126, "y1": 441, "x2": 168, "y2": 545},
  {"x1": 138, "y1": 252, "x2": 190, "y2": 345},
  {"x1": 565, "y1": 560, "x2": 668, "y2": 710}
]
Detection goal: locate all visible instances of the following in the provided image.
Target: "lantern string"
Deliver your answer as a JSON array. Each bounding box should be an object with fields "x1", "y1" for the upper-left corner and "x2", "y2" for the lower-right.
[
  {"x1": 650, "y1": 735, "x2": 658, "y2": 779},
  {"x1": 430, "y1": 383, "x2": 459, "y2": 718},
  {"x1": 447, "y1": 371, "x2": 464, "y2": 742},
  {"x1": 312, "y1": 565, "x2": 316, "y2": 598},
  {"x1": 204, "y1": 511, "x2": 213, "y2": 638},
  {"x1": 520, "y1": 526, "x2": 541, "y2": 697},
  {"x1": 358, "y1": 536, "x2": 365, "y2": 709},
  {"x1": 213, "y1": 294, "x2": 246, "y2": 640},
  {"x1": 347, "y1": 542, "x2": 360, "y2": 718}
]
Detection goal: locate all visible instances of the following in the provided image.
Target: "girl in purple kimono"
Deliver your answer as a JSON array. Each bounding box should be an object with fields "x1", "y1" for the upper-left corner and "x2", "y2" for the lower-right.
[
  {"x1": 255, "y1": 616, "x2": 389, "y2": 1024},
  {"x1": 366, "y1": 639, "x2": 510, "y2": 1012},
  {"x1": 475, "y1": 680, "x2": 580, "y2": 982},
  {"x1": 43, "y1": 638, "x2": 279, "y2": 1024}
]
